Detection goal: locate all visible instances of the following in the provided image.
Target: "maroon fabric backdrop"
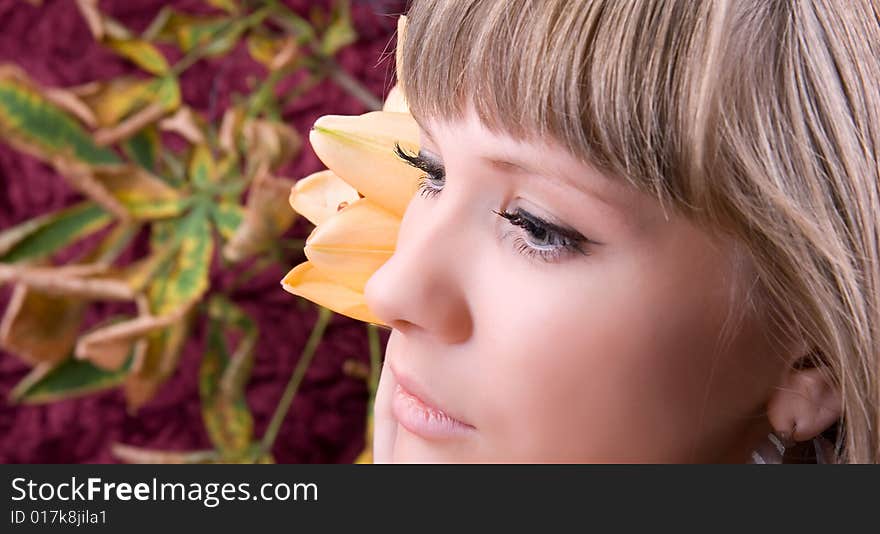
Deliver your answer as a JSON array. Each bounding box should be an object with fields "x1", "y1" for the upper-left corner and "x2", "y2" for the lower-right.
[{"x1": 0, "y1": 0, "x2": 401, "y2": 463}]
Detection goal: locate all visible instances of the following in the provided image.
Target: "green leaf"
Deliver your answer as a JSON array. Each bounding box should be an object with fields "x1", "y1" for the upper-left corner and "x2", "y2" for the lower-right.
[
  {"x1": 200, "y1": 20, "x2": 249, "y2": 57},
  {"x1": 319, "y1": 2, "x2": 356, "y2": 56},
  {"x1": 154, "y1": 13, "x2": 248, "y2": 57},
  {"x1": 205, "y1": 0, "x2": 239, "y2": 15},
  {"x1": 149, "y1": 217, "x2": 177, "y2": 251},
  {"x1": 79, "y1": 76, "x2": 155, "y2": 128},
  {"x1": 155, "y1": 76, "x2": 181, "y2": 111},
  {"x1": 147, "y1": 202, "x2": 214, "y2": 316},
  {"x1": 122, "y1": 125, "x2": 160, "y2": 172},
  {"x1": 188, "y1": 144, "x2": 216, "y2": 188},
  {"x1": 105, "y1": 38, "x2": 170, "y2": 76},
  {"x1": 0, "y1": 66, "x2": 120, "y2": 165},
  {"x1": 89, "y1": 165, "x2": 191, "y2": 221},
  {"x1": 0, "y1": 202, "x2": 112, "y2": 263},
  {"x1": 210, "y1": 200, "x2": 243, "y2": 241},
  {"x1": 272, "y1": 10, "x2": 317, "y2": 45},
  {"x1": 12, "y1": 352, "x2": 133, "y2": 404},
  {"x1": 177, "y1": 19, "x2": 231, "y2": 52},
  {"x1": 120, "y1": 196, "x2": 191, "y2": 221},
  {"x1": 200, "y1": 310, "x2": 255, "y2": 457},
  {"x1": 206, "y1": 294, "x2": 255, "y2": 332},
  {"x1": 87, "y1": 218, "x2": 140, "y2": 264}
]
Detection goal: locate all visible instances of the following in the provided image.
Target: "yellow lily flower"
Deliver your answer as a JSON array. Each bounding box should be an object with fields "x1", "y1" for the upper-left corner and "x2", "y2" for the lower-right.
[
  {"x1": 281, "y1": 15, "x2": 413, "y2": 465},
  {"x1": 281, "y1": 16, "x2": 419, "y2": 327}
]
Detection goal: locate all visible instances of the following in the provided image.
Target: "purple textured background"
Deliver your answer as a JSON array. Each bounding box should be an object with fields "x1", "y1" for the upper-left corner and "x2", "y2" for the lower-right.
[{"x1": 0, "y1": 0, "x2": 402, "y2": 463}]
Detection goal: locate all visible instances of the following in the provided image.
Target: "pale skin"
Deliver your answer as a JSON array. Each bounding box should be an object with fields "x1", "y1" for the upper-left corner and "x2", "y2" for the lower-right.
[{"x1": 364, "y1": 105, "x2": 840, "y2": 463}]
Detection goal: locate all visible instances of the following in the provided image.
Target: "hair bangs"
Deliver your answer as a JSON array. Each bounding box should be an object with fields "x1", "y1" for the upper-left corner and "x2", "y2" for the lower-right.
[{"x1": 401, "y1": 0, "x2": 742, "y2": 213}]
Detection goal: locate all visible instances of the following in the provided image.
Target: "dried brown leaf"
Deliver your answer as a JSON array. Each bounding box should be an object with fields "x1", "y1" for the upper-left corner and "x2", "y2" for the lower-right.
[
  {"x1": 44, "y1": 87, "x2": 97, "y2": 128},
  {"x1": 0, "y1": 284, "x2": 87, "y2": 366},
  {"x1": 0, "y1": 263, "x2": 134, "y2": 300},
  {"x1": 75, "y1": 0, "x2": 104, "y2": 40},
  {"x1": 52, "y1": 157, "x2": 129, "y2": 220},
  {"x1": 124, "y1": 309, "x2": 190, "y2": 413},
  {"x1": 269, "y1": 37, "x2": 299, "y2": 71},
  {"x1": 7, "y1": 362, "x2": 55, "y2": 402},
  {"x1": 111, "y1": 443, "x2": 217, "y2": 464},
  {"x1": 218, "y1": 106, "x2": 245, "y2": 154},
  {"x1": 223, "y1": 164, "x2": 297, "y2": 262},
  {"x1": 75, "y1": 305, "x2": 189, "y2": 371},
  {"x1": 94, "y1": 101, "x2": 166, "y2": 146},
  {"x1": 159, "y1": 107, "x2": 206, "y2": 144},
  {"x1": 241, "y1": 119, "x2": 301, "y2": 170}
]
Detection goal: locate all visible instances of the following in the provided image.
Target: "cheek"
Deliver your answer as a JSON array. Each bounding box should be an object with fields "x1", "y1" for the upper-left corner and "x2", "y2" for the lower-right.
[{"x1": 470, "y1": 245, "x2": 770, "y2": 461}]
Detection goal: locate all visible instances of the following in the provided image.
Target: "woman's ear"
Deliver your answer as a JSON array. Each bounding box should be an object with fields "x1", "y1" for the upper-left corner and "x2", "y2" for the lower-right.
[{"x1": 766, "y1": 362, "x2": 841, "y2": 442}]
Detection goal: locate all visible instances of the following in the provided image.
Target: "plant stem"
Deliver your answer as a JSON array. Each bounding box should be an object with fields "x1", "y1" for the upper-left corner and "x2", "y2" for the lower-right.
[
  {"x1": 259, "y1": 305, "x2": 332, "y2": 455},
  {"x1": 226, "y1": 255, "x2": 278, "y2": 294},
  {"x1": 246, "y1": 63, "x2": 294, "y2": 118},
  {"x1": 366, "y1": 323, "x2": 382, "y2": 410},
  {"x1": 170, "y1": 6, "x2": 273, "y2": 77},
  {"x1": 279, "y1": 72, "x2": 325, "y2": 110},
  {"x1": 324, "y1": 57, "x2": 382, "y2": 111}
]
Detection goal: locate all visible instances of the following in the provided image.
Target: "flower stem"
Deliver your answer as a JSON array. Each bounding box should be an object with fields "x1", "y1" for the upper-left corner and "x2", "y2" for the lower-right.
[
  {"x1": 325, "y1": 58, "x2": 383, "y2": 111},
  {"x1": 366, "y1": 323, "x2": 382, "y2": 411},
  {"x1": 226, "y1": 255, "x2": 279, "y2": 294},
  {"x1": 259, "y1": 305, "x2": 332, "y2": 455}
]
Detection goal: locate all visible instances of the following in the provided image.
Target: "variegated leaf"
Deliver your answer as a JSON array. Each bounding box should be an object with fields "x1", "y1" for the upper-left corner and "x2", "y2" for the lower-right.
[
  {"x1": 210, "y1": 201, "x2": 244, "y2": 242},
  {"x1": 104, "y1": 38, "x2": 170, "y2": 76},
  {"x1": 124, "y1": 316, "x2": 189, "y2": 413},
  {"x1": 10, "y1": 353, "x2": 133, "y2": 404},
  {"x1": 200, "y1": 303, "x2": 256, "y2": 458},
  {"x1": 0, "y1": 65, "x2": 120, "y2": 165},
  {"x1": 0, "y1": 202, "x2": 112, "y2": 264},
  {"x1": 147, "y1": 201, "x2": 214, "y2": 317},
  {"x1": 188, "y1": 144, "x2": 217, "y2": 188},
  {"x1": 93, "y1": 76, "x2": 180, "y2": 146},
  {"x1": 90, "y1": 164, "x2": 190, "y2": 220},
  {"x1": 122, "y1": 125, "x2": 160, "y2": 172}
]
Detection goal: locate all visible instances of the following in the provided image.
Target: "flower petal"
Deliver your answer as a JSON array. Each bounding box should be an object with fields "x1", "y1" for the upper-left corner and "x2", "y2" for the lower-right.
[
  {"x1": 309, "y1": 111, "x2": 421, "y2": 217},
  {"x1": 382, "y1": 84, "x2": 408, "y2": 113},
  {"x1": 303, "y1": 197, "x2": 398, "y2": 292},
  {"x1": 289, "y1": 169, "x2": 360, "y2": 226},
  {"x1": 281, "y1": 262, "x2": 385, "y2": 325}
]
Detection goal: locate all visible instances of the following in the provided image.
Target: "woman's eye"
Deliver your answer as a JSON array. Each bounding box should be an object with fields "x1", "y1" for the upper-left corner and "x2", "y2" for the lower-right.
[
  {"x1": 394, "y1": 143, "x2": 445, "y2": 198},
  {"x1": 394, "y1": 143, "x2": 594, "y2": 264},
  {"x1": 416, "y1": 173, "x2": 445, "y2": 198},
  {"x1": 493, "y1": 208, "x2": 593, "y2": 264}
]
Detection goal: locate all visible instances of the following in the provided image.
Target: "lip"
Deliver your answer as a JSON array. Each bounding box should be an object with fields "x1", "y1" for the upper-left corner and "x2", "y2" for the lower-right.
[{"x1": 390, "y1": 366, "x2": 475, "y2": 441}]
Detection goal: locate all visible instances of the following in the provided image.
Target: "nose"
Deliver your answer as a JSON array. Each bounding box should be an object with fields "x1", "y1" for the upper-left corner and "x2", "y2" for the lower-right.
[{"x1": 364, "y1": 195, "x2": 474, "y2": 344}]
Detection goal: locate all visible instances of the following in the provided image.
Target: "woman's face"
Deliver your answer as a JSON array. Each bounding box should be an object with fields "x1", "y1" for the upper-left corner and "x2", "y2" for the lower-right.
[{"x1": 364, "y1": 106, "x2": 789, "y2": 463}]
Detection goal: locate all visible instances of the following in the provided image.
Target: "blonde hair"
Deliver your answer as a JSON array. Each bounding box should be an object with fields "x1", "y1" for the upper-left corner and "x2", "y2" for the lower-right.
[{"x1": 400, "y1": 0, "x2": 880, "y2": 463}]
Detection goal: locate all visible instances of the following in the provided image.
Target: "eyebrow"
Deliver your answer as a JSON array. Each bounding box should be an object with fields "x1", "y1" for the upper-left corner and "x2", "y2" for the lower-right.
[
  {"x1": 416, "y1": 119, "x2": 634, "y2": 214},
  {"x1": 479, "y1": 153, "x2": 630, "y2": 214}
]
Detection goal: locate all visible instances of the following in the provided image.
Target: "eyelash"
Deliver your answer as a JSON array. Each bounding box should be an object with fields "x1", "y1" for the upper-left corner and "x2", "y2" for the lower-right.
[{"x1": 394, "y1": 143, "x2": 591, "y2": 263}]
